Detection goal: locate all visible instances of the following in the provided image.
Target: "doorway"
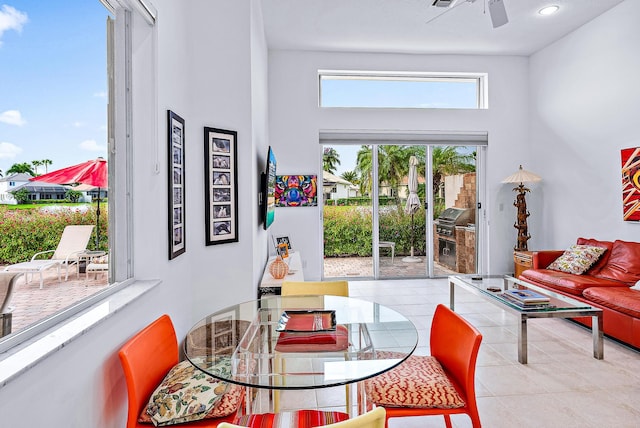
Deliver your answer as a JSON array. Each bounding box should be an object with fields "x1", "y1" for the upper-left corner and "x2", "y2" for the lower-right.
[{"x1": 322, "y1": 140, "x2": 483, "y2": 279}]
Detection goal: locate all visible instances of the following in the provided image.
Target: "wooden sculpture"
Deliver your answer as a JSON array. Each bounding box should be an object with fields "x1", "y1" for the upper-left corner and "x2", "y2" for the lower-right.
[{"x1": 512, "y1": 183, "x2": 531, "y2": 251}]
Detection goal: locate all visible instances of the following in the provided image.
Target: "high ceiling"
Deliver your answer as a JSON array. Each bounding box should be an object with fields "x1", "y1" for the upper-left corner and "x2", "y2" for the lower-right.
[{"x1": 262, "y1": 0, "x2": 626, "y2": 56}]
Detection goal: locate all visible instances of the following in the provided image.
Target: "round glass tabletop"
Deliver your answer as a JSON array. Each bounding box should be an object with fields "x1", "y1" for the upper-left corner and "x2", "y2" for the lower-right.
[{"x1": 184, "y1": 294, "x2": 418, "y2": 390}]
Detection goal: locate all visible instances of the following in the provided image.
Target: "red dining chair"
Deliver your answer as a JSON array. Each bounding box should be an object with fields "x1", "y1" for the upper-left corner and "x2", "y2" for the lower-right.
[
  {"x1": 118, "y1": 314, "x2": 242, "y2": 427},
  {"x1": 364, "y1": 304, "x2": 483, "y2": 428}
]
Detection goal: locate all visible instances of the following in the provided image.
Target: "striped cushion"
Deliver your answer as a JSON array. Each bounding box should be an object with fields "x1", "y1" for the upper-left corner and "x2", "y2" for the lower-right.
[
  {"x1": 365, "y1": 351, "x2": 465, "y2": 409},
  {"x1": 233, "y1": 410, "x2": 349, "y2": 427},
  {"x1": 274, "y1": 325, "x2": 349, "y2": 352}
]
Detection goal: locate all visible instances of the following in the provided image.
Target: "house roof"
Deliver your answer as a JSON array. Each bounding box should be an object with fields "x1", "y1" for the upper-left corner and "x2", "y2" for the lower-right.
[
  {"x1": 11, "y1": 181, "x2": 70, "y2": 193},
  {"x1": 323, "y1": 171, "x2": 357, "y2": 188},
  {"x1": 0, "y1": 173, "x2": 34, "y2": 183}
]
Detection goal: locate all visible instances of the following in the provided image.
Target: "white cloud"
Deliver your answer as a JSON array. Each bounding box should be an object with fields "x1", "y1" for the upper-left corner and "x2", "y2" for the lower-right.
[
  {"x1": 93, "y1": 91, "x2": 107, "y2": 98},
  {"x1": 0, "y1": 5, "x2": 28, "y2": 46},
  {"x1": 0, "y1": 141, "x2": 23, "y2": 159},
  {"x1": 73, "y1": 121, "x2": 84, "y2": 128},
  {"x1": 0, "y1": 110, "x2": 26, "y2": 126},
  {"x1": 79, "y1": 139, "x2": 106, "y2": 152}
]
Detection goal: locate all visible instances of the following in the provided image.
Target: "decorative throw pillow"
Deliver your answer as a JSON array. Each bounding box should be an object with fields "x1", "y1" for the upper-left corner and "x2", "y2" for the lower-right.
[
  {"x1": 364, "y1": 351, "x2": 465, "y2": 409},
  {"x1": 546, "y1": 245, "x2": 607, "y2": 275},
  {"x1": 141, "y1": 358, "x2": 233, "y2": 426}
]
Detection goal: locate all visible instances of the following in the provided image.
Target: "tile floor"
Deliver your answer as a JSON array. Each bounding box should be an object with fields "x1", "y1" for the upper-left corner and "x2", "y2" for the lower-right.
[{"x1": 277, "y1": 278, "x2": 640, "y2": 428}]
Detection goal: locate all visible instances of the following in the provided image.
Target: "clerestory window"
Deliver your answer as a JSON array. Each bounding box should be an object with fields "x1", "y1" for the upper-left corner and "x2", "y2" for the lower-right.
[{"x1": 319, "y1": 71, "x2": 488, "y2": 109}]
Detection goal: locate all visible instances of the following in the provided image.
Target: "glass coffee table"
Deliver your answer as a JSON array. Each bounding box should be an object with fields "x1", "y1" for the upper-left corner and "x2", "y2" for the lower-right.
[{"x1": 449, "y1": 275, "x2": 604, "y2": 364}]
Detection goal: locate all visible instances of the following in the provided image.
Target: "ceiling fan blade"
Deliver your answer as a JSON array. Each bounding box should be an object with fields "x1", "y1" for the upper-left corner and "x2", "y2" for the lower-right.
[{"x1": 488, "y1": 0, "x2": 509, "y2": 28}]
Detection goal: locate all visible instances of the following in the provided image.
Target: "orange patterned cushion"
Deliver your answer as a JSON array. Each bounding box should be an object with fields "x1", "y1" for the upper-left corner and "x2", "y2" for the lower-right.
[
  {"x1": 364, "y1": 352, "x2": 465, "y2": 409},
  {"x1": 233, "y1": 410, "x2": 349, "y2": 427}
]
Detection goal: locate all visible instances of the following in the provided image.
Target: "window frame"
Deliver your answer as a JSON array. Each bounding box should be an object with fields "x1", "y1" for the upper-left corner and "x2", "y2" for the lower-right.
[
  {"x1": 318, "y1": 70, "x2": 488, "y2": 109},
  {"x1": 0, "y1": 0, "x2": 138, "y2": 355}
]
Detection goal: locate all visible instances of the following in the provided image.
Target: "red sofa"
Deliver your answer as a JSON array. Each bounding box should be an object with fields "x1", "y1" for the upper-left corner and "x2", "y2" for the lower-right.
[{"x1": 519, "y1": 238, "x2": 640, "y2": 349}]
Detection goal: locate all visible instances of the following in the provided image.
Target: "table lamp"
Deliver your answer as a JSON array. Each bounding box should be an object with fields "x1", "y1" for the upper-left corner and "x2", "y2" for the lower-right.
[{"x1": 502, "y1": 165, "x2": 542, "y2": 251}]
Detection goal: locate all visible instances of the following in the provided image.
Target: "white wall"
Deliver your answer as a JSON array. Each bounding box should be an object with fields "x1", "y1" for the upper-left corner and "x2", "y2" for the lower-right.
[
  {"x1": 0, "y1": 0, "x2": 269, "y2": 426},
  {"x1": 267, "y1": 51, "x2": 530, "y2": 277},
  {"x1": 529, "y1": 0, "x2": 640, "y2": 248}
]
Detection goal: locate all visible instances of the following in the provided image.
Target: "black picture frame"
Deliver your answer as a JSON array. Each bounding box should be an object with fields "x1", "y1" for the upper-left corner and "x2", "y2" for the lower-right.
[
  {"x1": 204, "y1": 127, "x2": 238, "y2": 245},
  {"x1": 168, "y1": 110, "x2": 186, "y2": 259}
]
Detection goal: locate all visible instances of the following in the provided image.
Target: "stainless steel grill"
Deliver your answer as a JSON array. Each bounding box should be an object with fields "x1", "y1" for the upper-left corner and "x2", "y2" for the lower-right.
[{"x1": 434, "y1": 207, "x2": 474, "y2": 237}]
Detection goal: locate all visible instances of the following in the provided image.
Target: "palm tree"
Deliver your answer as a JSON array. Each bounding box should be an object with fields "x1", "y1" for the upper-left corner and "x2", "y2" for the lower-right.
[
  {"x1": 355, "y1": 145, "x2": 373, "y2": 195},
  {"x1": 6, "y1": 162, "x2": 35, "y2": 176},
  {"x1": 340, "y1": 170, "x2": 358, "y2": 185},
  {"x1": 432, "y1": 146, "x2": 475, "y2": 196},
  {"x1": 32, "y1": 160, "x2": 42, "y2": 175},
  {"x1": 42, "y1": 159, "x2": 53, "y2": 173},
  {"x1": 0, "y1": 169, "x2": 3, "y2": 177},
  {"x1": 323, "y1": 147, "x2": 341, "y2": 174}
]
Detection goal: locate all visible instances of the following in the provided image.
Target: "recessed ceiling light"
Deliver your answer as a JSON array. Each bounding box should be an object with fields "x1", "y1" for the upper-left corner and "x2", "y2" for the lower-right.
[{"x1": 538, "y1": 5, "x2": 560, "y2": 16}]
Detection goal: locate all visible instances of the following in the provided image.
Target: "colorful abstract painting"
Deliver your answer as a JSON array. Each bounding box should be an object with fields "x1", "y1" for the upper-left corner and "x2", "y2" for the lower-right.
[
  {"x1": 275, "y1": 175, "x2": 317, "y2": 207},
  {"x1": 621, "y1": 147, "x2": 640, "y2": 222}
]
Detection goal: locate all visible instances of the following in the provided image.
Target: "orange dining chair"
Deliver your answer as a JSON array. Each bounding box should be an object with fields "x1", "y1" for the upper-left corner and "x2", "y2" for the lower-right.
[
  {"x1": 364, "y1": 304, "x2": 483, "y2": 428},
  {"x1": 219, "y1": 407, "x2": 384, "y2": 428},
  {"x1": 118, "y1": 314, "x2": 241, "y2": 428}
]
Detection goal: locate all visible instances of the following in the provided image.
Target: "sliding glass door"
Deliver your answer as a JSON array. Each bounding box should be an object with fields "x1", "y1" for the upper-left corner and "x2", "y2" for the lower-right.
[{"x1": 322, "y1": 142, "x2": 481, "y2": 279}]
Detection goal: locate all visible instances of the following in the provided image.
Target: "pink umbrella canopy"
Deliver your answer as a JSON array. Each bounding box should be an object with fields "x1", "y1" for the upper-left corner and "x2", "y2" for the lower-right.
[
  {"x1": 31, "y1": 158, "x2": 107, "y2": 248},
  {"x1": 32, "y1": 157, "x2": 107, "y2": 188}
]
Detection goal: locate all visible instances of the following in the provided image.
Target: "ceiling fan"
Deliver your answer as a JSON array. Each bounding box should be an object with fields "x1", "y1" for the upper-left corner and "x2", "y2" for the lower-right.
[{"x1": 430, "y1": 0, "x2": 509, "y2": 28}]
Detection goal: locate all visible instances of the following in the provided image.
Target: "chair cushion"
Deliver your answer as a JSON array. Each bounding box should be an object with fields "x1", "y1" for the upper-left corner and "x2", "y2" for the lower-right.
[
  {"x1": 233, "y1": 410, "x2": 349, "y2": 427},
  {"x1": 139, "y1": 358, "x2": 242, "y2": 426},
  {"x1": 274, "y1": 325, "x2": 349, "y2": 352},
  {"x1": 365, "y1": 352, "x2": 465, "y2": 409},
  {"x1": 547, "y1": 245, "x2": 607, "y2": 275}
]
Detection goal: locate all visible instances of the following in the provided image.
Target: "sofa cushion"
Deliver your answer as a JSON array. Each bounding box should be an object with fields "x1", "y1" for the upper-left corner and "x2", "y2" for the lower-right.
[
  {"x1": 576, "y1": 238, "x2": 614, "y2": 274},
  {"x1": 583, "y1": 287, "x2": 640, "y2": 318},
  {"x1": 520, "y1": 269, "x2": 627, "y2": 296},
  {"x1": 547, "y1": 245, "x2": 607, "y2": 275},
  {"x1": 594, "y1": 240, "x2": 640, "y2": 285}
]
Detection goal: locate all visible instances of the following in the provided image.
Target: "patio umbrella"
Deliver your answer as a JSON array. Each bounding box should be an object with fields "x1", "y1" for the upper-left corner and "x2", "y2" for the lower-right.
[
  {"x1": 403, "y1": 156, "x2": 421, "y2": 263},
  {"x1": 30, "y1": 157, "x2": 107, "y2": 248}
]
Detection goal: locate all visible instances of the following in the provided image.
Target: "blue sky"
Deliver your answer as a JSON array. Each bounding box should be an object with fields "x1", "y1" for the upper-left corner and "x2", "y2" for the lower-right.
[{"x1": 0, "y1": 1, "x2": 110, "y2": 176}]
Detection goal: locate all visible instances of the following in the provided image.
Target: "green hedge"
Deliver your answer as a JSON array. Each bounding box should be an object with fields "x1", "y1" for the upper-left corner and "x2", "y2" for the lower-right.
[
  {"x1": 323, "y1": 206, "x2": 426, "y2": 257},
  {"x1": 0, "y1": 205, "x2": 108, "y2": 264}
]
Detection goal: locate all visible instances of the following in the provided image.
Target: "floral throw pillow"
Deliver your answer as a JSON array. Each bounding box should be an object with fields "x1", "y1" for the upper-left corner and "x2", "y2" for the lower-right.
[
  {"x1": 142, "y1": 357, "x2": 232, "y2": 426},
  {"x1": 547, "y1": 245, "x2": 607, "y2": 275}
]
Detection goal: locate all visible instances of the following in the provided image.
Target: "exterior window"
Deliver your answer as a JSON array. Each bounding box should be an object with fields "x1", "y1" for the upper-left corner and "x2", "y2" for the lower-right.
[
  {"x1": 319, "y1": 71, "x2": 487, "y2": 109},
  {"x1": 0, "y1": 0, "x2": 139, "y2": 353}
]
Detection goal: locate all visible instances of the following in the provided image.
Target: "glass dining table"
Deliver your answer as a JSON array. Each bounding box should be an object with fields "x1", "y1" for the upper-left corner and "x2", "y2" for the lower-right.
[{"x1": 184, "y1": 294, "x2": 418, "y2": 416}]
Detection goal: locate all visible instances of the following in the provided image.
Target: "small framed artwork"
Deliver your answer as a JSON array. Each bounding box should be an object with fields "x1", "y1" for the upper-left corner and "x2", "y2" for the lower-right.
[
  {"x1": 621, "y1": 147, "x2": 640, "y2": 221},
  {"x1": 277, "y1": 242, "x2": 289, "y2": 259},
  {"x1": 168, "y1": 110, "x2": 186, "y2": 259},
  {"x1": 276, "y1": 236, "x2": 291, "y2": 250},
  {"x1": 204, "y1": 127, "x2": 238, "y2": 245},
  {"x1": 275, "y1": 175, "x2": 318, "y2": 207}
]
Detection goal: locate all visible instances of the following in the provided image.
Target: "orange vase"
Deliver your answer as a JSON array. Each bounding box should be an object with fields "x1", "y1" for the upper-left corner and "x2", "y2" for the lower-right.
[{"x1": 269, "y1": 256, "x2": 289, "y2": 279}]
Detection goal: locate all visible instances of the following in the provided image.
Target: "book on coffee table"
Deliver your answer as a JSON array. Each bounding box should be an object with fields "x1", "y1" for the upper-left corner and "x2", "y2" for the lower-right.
[{"x1": 503, "y1": 289, "x2": 550, "y2": 305}]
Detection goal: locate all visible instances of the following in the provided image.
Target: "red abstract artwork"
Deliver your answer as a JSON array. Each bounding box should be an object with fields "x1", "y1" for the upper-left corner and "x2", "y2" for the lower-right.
[{"x1": 621, "y1": 147, "x2": 640, "y2": 222}]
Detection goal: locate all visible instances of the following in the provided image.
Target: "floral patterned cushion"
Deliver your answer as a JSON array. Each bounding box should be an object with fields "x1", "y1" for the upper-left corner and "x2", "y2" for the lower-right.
[
  {"x1": 547, "y1": 245, "x2": 607, "y2": 275},
  {"x1": 364, "y1": 351, "x2": 465, "y2": 409},
  {"x1": 139, "y1": 357, "x2": 241, "y2": 426}
]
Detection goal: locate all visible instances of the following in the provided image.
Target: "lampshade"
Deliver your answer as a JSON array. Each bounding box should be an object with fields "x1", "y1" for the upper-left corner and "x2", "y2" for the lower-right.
[{"x1": 502, "y1": 165, "x2": 542, "y2": 184}]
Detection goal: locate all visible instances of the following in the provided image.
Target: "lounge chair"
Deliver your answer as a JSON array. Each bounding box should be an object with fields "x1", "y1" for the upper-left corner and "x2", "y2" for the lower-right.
[
  {"x1": 4, "y1": 225, "x2": 94, "y2": 288},
  {"x1": 0, "y1": 272, "x2": 22, "y2": 337}
]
